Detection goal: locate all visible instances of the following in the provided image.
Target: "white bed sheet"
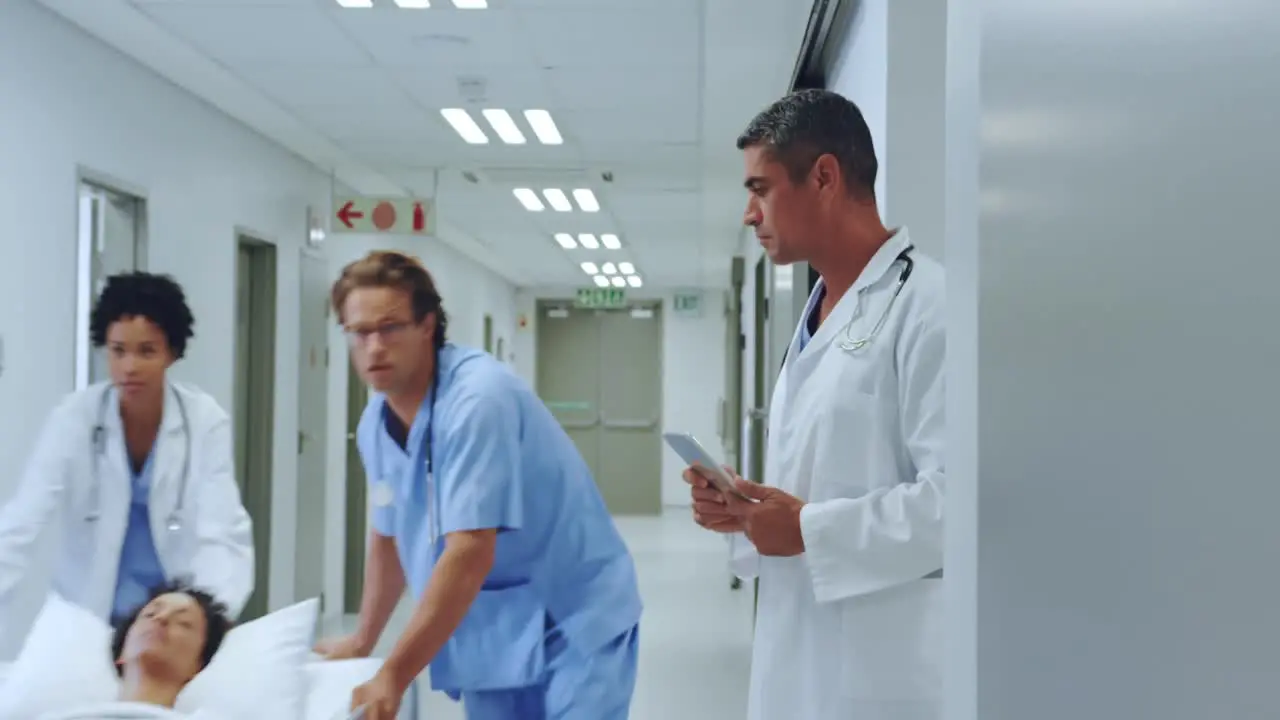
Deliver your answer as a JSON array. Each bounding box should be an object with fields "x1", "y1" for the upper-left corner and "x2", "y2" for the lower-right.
[
  {"x1": 33, "y1": 701, "x2": 224, "y2": 719},
  {"x1": 305, "y1": 658, "x2": 420, "y2": 720}
]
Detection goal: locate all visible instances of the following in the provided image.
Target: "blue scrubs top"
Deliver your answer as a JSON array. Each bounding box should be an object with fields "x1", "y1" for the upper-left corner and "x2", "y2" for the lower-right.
[
  {"x1": 798, "y1": 283, "x2": 825, "y2": 353},
  {"x1": 112, "y1": 449, "x2": 166, "y2": 618},
  {"x1": 357, "y1": 344, "x2": 642, "y2": 694}
]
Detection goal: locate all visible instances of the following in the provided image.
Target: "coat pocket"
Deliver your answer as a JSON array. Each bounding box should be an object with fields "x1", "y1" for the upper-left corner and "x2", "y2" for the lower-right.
[
  {"x1": 429, "y1": 580, "x2": 547, "y2": 693},
  {"x1": 839, "y1": 578, "x2": 944, "y2": 702}
]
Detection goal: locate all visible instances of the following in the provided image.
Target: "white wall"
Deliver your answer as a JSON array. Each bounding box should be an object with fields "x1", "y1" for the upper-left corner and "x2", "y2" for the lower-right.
[
  {"x1": 0, "y1": 0, "x2": 338, "y2": 647},
  {"x1": 946, "y1": 2, "x2": 1280, "y2": 718},
  {"x1": 824, "y1": 0, "x2": 947, "y2": 260},
  {"x1": 321, "y1": 236, "x2": 517, "y2": 620},
  {"x1": 511, "y1": 288, "x2": 727, "y2": 507}
]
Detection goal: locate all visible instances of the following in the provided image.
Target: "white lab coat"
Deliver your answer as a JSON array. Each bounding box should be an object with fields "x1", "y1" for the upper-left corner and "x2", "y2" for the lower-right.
[
  {"x1": 0, "y1": 382, "x2": 254, "y2": 623},
  {"x1": 731, "y1": 228, "x2": 946, "y2": 720}
]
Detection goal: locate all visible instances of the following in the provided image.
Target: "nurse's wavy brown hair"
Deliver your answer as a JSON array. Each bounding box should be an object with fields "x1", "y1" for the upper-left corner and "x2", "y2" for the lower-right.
[{"x1": 330, "y1": 250, "x2": 449, "y2": 350}]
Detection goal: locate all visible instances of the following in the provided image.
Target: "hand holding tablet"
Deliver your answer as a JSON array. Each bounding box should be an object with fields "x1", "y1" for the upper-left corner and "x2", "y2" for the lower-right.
[{"x1": 663, "y1": 432, "x2": 754, "y2": 502}]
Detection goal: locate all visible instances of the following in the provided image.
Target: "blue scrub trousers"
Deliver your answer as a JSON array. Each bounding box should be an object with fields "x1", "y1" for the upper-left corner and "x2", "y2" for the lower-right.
[{"x1": 461, "y1": 623, "x2": 640, "y2": 720}]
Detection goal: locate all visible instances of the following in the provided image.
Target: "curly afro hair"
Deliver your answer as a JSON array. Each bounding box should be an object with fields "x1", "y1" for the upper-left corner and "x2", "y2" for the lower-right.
[
  {"x1": 90, "y1": 272, "x2": 195, "y2": 359},
  {"x1": 110, "y1": 579, "x2": 232, "y2": 678}
]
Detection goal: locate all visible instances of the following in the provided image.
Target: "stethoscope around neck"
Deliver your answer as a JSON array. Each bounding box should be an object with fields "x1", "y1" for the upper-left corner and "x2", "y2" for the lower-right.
[
  {"x1": 837, "y1": 245, "x2": 915, "y2": 352},
  {"x1": 86, "y1": 382, "x2": 192, "y2": 533}
]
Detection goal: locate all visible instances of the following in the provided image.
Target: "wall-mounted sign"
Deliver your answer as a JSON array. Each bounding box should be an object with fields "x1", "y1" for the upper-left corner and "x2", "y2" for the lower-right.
[
  {"x1": 672, "y1": 291, "x2": 703, "y2": 317},
  {"x1": 575, "y1": 287, "x2": 627, "y2": 309},
  {"x1": 331, "y1": 196, "x2": 435, "y2": 235}
]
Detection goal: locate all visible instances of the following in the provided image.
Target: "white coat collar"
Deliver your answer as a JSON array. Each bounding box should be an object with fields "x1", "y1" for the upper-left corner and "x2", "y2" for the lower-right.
[
  {"x1": 101, "y1": 382, "x2": 189, "y2": 436},
  {"x1": 791, "y1": 227, "x2": 912, "y2": 365}
]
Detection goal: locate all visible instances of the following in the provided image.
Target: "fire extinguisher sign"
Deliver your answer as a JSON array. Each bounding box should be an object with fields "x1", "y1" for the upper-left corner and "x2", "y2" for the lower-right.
[{"x1": 331, "y1": 196, "x2": 436, "y2": 236}]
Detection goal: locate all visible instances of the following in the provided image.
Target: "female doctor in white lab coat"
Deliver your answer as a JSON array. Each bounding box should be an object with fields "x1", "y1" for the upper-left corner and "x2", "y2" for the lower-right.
[
  {"x1": 686, "y1": 89, "x2": 946, "y2": 720},
  {"x1": 0, "y1": 272, "x2": 254, "y2": 630}
]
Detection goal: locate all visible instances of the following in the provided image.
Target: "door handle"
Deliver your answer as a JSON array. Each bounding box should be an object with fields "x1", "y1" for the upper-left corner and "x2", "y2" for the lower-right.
[
  {"x1": 601, "y1": 417, "x2": 658, "y2": 430},
  {"x1": 557, "y1": 414, "x2": 601, "y2": 430}
]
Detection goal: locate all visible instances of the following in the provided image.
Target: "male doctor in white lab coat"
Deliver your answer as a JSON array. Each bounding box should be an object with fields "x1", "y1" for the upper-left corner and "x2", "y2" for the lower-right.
[{"x1": 685, "y1": 88, "x2": 946, "y2": 719}]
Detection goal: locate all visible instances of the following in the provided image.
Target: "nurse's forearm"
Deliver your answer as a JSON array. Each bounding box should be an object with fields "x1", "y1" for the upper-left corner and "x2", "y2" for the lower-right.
[
  {"x1": 354, "y1": 532, "x2": 407, "y2": 655},
  {"x1": 382, "y1": 529, "x2": 496, "y2": 692}
]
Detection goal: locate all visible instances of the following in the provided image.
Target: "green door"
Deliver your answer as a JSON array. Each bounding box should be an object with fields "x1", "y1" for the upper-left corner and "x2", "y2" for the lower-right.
[{"x1": 536, "y1": 302, "x2": 663, "y2": 515}]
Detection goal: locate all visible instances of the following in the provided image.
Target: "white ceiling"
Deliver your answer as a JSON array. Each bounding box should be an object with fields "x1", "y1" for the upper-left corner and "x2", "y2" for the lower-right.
[{"x1": 36, "y1": 0, "x2": 814, "y2": 288}]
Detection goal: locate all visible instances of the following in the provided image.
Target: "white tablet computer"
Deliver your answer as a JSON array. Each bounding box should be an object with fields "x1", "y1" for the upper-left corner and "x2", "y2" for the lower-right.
[{"x1": 663, "y1": 432, "x2": 753, "y2": 501}]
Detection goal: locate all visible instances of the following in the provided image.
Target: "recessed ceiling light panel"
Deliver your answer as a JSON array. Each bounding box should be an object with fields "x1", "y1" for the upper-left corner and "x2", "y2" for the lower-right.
[
  {"x1": 601, "y1": 262, "x2": 617, "y2": 275},
  {"x1": 572, "y1": 189, "x2": 599, "y2": 212},
  {"x1": 440, "y1": 108, "x2": 488, "y2": 144},
  {"x1": 336, "y1": 0, "x2": 374, "y2": 7},
  {"x1": 554, "y1": 233, "x2": 577, "y2": 249},
  {"x1": 600, "y1": 233, "x2": 621, "y2": 250},
  {"x1": 581, "y1": 261, "x2": 599, "y2": 275},
  {"x1": 542, "y1": 189, "x2": 572, "y2": 212},
  {"x1": 618, "y1": 261, "x2": 635, "y2": 275},
  {"x1": 513, "y1": 188, "x2": 544, "y2": 212},
  {"x1": 626, "y1": 275, "x2": 643, "y2": 288},
  {"x1": 394, "y1": 0, "x2": 430, "y2": 7},
  {"x1": 593, "y1": 275, "x2": 610, "y2": 288},
  {"x1": 610, "y1": 276, "x2": 626, "y2": 288},
  {"x1": 481, "y1": 109, "x2": 526, "y2": 144},
  {"x1": 578, "y1": 234, "x2": 600, "y2": 249},
  {"x1": 524, "y1": 109, "x2": 563, "y2": 145},
  {"x1": 452, "y1": 0, "x2": 487, "y2": 7}
]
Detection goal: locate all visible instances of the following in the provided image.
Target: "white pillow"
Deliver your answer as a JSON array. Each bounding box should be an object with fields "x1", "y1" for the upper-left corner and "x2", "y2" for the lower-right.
[
  {"x1": 176, "y1": 597, "x2": 320, "y2": 719},
  {"x1": 0, "y1": 593, "x2": 320, "y2": 720},
  {"x1": 303, "y1": 658, "x2": 382, "y2": 720},
  {"x1": 0, "y1": 592, "x2": 117, "y2": 717}
]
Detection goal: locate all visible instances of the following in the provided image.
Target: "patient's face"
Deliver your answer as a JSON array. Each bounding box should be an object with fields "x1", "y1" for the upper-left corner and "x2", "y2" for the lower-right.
[{"x1": 118, "y1": 592, "x2": 208, "y2": 682}]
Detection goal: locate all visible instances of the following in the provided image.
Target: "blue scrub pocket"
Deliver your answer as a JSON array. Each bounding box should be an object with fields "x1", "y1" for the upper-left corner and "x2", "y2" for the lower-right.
[{"x1": 429, "y1": 580, "x2": 547, "y2": 693}]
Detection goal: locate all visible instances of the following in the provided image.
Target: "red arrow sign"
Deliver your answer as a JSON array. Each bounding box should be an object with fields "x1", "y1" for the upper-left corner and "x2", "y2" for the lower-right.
[{"x1": 336, "y1": 201, "x2": 364, "y2": 229}]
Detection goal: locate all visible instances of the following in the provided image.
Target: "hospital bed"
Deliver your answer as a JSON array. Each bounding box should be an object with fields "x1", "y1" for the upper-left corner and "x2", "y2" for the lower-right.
[{"x1": 0, "y1": 657, "x2": 422, "y2": 720}]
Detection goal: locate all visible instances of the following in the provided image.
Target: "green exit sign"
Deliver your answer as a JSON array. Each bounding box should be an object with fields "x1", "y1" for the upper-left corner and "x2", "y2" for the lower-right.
[{"x1": 576, "y1": 287, "x2": 627, "y2": 308}]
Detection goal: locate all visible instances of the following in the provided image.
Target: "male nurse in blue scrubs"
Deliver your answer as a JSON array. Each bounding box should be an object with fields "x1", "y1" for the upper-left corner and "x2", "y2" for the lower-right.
[{"x1": 314, "y1": 251, "x2": 643, "y2": 720}]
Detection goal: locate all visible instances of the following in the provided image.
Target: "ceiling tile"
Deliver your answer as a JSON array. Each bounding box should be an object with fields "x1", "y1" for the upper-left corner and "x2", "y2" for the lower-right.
[
  {"x1": 609, "y1": 190, "x2": 702, "y2": 222},
  {"x1": 242, "y1": 66, "x2": 412, "y2": 109},
  {"x1": 137, "y1": 4, "x2": 370, "y2": 65},
  {"x1": 563, "y1": 108, "x2": 698, "y2": 146},
  {"x1": 393, "y1": 65, "x2": 554, "y2": 110},
  {"x1": 545, "y1": 66, "x2": 698, "y2": 111},
  {"x1": 518, "y1": 9, "x2": 700, "y2": 67},
  {"x1": 298, "y1": 103, "x2": 438, "y2": 141},
  {"x1": 335, "y1": 7, "x2": 532, "y2": 67}
]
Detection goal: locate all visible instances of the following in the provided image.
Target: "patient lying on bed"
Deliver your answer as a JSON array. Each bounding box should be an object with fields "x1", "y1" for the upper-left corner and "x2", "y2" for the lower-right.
[{"x1": 109, "y1": 580, "x2": 232, "y2": 709}]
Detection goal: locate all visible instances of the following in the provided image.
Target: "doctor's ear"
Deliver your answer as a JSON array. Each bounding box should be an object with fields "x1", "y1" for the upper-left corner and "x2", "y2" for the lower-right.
[{"x1": 810, "y1": 154, "x2": 841, "y2": 194}]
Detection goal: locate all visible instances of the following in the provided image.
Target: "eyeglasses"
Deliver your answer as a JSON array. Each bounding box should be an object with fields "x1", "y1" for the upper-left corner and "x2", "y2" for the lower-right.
[{"x1": 344, "y1": 321, "x2": 414, "y2": 346}]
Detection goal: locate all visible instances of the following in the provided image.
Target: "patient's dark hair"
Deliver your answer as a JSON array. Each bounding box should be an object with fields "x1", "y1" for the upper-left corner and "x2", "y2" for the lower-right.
[{"x1": 109, "y1": 579, "x2": 232, "y2": 677}]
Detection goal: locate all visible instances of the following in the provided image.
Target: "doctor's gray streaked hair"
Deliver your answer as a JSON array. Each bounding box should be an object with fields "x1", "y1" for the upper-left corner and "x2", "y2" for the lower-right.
[
  {"x1": 330, "y1": 250, "x2": 450, "y2": 350},
  {"x1": 736, "y1": 88, "x2": 879, "y2": 198}
]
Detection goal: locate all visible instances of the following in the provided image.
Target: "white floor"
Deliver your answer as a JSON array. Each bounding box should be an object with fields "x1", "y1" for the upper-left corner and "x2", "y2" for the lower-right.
[{"x1": 329, "y1": 510, "x2": 756, "y2": 719}]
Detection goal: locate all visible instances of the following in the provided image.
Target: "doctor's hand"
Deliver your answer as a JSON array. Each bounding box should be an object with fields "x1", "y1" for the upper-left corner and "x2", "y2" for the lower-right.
[
  {"x1": 683, "y1": 465, "x2": 745, "y2": 533},
  {"x1": 350, "y1": 669, "x2": 404, "y2": 720},
  {"x1": 724, "y1": 479, "x2": 806, "y2": 557},
  {"x1": 315, "y1": 634, "x2": 370, "y2": 661}
]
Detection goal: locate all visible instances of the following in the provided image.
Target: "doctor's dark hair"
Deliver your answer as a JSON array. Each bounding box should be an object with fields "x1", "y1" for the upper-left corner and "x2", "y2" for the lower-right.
[
  {"x1": 90, "y1": 272, "x2": 196, "y2": 359},
  {"x1": 330, "y1": 250, "x2": 450, "y2": 350},
  {"x1": 736, "y1": 88, "x2": 879, "y2": 199},
  {"x1": 109, "y1": 579, "x2": 232, "y2": 677}
]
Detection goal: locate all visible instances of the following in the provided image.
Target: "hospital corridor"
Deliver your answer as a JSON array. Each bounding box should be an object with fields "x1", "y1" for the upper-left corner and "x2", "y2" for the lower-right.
[{"x1": 2, "y1": 0, "x2": 1280, "y2": 719}]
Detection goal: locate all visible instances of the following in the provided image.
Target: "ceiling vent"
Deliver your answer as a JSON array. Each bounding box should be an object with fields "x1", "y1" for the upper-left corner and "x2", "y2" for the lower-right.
[{"x1": 456, "y1": 75, "x2": 488, "y2": 103}]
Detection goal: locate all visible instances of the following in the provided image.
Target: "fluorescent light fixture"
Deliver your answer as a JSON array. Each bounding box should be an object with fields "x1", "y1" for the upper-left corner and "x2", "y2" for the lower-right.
[
  {"x1": 513, "y1": 188, "x2": 544, "y2": 212},
  {"x1": 481, "y1": 109, "x2": 526, "y2": 144},
  {"x1": 600, "y1": 233, "x2": 621, "y2": 250},
  {"x1": 542, "y1": 189, "x2": 572, "y2": 212},
  {"x1": 440, "y1": 108, "x2": 488, "y2": 144},
  {"x1": 580, "y1": 261, "x2": 599, "y2": 275},
  {"x1": 618, "y1": 261, "x2": 635, "y2": 275},
  {"x1": 336, "y1": 0, "x2": 373, "y2": 6},
  {"x1": 524, "y1": 110, "x2": 563, "y2": 145},
  {"x1": 610, "y1": 276, "x2": 626, "y2": 288},
  {"x1": 554, "y1": 233, "x2": 576, "y2": 249},
  {"x1": 452, "y1": 0, "x2": 487, "y2": 7},
  {"x1": 626, "y1": 275, "x2": 643, "y2": 288},
  {"x1": 572, "y1": 189, "x2": 599, "y2": 212},
  {"x1": 593, "y1": 275, "x2": 610, "y2": 288},
  {"x1": 578, "y1": 233, "x2": 599, "y2": 249},
  {"x1": 393, "y1": 0, "x2": 430, "y2": 7},
  {"x1": 601, "y1": 262, "x2": 617, "y2": 275}
]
